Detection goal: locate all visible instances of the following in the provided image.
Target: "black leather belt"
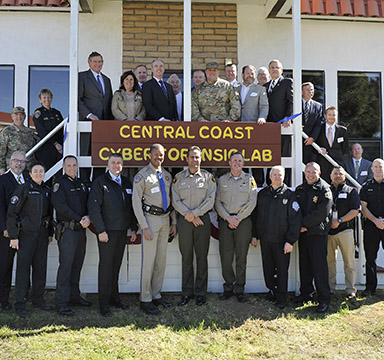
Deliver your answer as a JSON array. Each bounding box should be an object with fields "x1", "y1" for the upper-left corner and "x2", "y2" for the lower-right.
[
  {"x1": 143, "y1": 204, "x2": 173, "y2": 216},
  {"x1": 63, "y1": 220, "x2": 83, "y2": 231}
]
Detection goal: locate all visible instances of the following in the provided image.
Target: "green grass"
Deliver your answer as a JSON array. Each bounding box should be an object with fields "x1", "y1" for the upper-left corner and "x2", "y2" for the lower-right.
[{"x1": 1, "y1": 291, "x2": 383, "y2": 359}]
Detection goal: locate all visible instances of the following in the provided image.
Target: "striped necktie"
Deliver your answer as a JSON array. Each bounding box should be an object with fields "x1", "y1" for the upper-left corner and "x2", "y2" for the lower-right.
[{"x1": 17, "y1": 175, "x2": 22, "y2": 185}]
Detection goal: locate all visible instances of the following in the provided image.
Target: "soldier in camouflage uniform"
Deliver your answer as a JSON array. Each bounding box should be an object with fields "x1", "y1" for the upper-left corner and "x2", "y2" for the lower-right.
[
  {"x1": 191, "y1": 62, "x2": 241, "y2": 122},
  {"x1": 0, "y1": 107, "x2": 37, "y2": 174}
]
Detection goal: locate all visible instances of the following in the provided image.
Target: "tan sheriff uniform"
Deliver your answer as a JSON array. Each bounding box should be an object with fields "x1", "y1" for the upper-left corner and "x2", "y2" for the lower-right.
[
  {"x1": 172, "y1": 168, "x2": 216, "y2": 297},
  {"x1": 132, "y1": 163, "x2": 174, "y2": 303},
  {"x1": 215, "y1": 171, "x2": 257, "y2": 294}
]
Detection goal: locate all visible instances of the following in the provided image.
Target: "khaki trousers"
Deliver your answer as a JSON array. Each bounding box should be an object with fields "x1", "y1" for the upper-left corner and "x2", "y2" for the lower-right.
[
  {"x1": 327, "y1": 229, "x2": 356, "y2": 295},
  {"x1": 140, "y1": 214, "x2": 170, "y2": 302}
]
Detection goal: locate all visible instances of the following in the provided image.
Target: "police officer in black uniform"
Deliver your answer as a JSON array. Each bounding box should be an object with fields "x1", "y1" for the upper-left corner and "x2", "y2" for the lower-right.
[
  {"x1": 295, "y1": 162, "x2": 333, "y2": 313},
  {"x1": 33, "y1": 88, "x2": 64, "y2": 177},
  {"x1": 252, "y1": 166, "x2": 301, "y2": 309},
  {"x1": 7, "y1": 162, "x2": 53, "y2": 318},
  {"x1": 360, "y1": 158, "x2": 384, "y2": 297},
  {"x1": 52, "y1": 155, "x2": 92, "y2": 316},
  {"x1": 88, "y1": 153, "x2": 138, "y2": 316},
  {"x1": 0, "y1": 151, "x2": 28, "y2": 311}
]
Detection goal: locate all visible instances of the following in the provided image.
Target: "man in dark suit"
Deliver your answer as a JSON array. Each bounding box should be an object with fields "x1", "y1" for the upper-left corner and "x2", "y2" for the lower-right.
[
  {"x1": 344, "y1": 143, "x2": 373, "y2": 186},
  {"x1": 142, "y1": 59, "x2": 178, "y2": 121},
  {"x1": 302, "y1": 82, "x2": 323, "y2": 164},
  {"x1": 167, "y1": 74, "x2": 183, "y2": 121},
  {"x1": 316, "y1": 106, "x2": 349, "y2": 184},
  {"x1": 264, "y1": 59, "x2": 293, "y2": 184},
  {"x1": 135, "y1": 64, "x2": 148, "y2": 91},
  {"x1": 78, "y1": 51, "x2": 113, "y2": 182},
  {"x1": 0, "y1": 151, "x2": 27, "y2": 310}
]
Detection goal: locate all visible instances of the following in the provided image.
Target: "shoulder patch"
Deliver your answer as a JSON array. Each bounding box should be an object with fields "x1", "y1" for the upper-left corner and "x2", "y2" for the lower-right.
[
  {"x1": 211, "y1": 176, "x2": 216, "y2": 184},
  {"x1": 53, "y1": 183, "x2": 60, "y2": 192},
  {"x1": 173, "y1": 175, "x2": 178, "y2": 184},
  {"x1": 251, "y1": 178, "x2": 257, "y2": 189},
  {"x1": 34, "y1": 110, "x2": 41, "y2": 118},
  {"x1": 292, "y1": 201, "x2": 300, "y2": 212},
  {"x1": 134, "y1": 174, "x2": 143, "y2": 184},
  {"x1": 10, "y1": 195, "x2": 19, "y2": 205}
]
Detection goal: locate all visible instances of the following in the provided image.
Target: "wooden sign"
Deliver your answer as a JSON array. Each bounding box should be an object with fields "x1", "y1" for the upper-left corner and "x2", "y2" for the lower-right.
[{"x1": 91, "y1": 121, "x2": 281, "y2": 167}]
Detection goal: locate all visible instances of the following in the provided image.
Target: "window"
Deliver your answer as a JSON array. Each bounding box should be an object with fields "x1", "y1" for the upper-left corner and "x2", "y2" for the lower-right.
[
  {"x1": 0, "y1": 65, "x2": 15, "y2": 114},
  {"x1": 28, "y1": 66, "x2": 69, "y2": 122},
  {"x1": 338, "y1": 71, "x2": 382, "y2": 160},
  {"x1": 283, "y1": 70, "x2": 325, "y2": 106}
]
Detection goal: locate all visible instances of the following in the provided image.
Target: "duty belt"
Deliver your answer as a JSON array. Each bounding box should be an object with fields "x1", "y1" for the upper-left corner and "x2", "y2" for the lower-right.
[
  {"x1": 143, "y1": 204, "x2": 173, "y2": 216},
  {"x1": 63, "y1": 220, "x2": 83, "y2": 231}
]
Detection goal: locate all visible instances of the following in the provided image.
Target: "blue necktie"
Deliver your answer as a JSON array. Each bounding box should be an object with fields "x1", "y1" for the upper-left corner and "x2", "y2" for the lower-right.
[
  {"x1": 159, "y1": 80, "x2": 168, "y2": 99},
  {"x1": 96, "y1": 74, "x2": 105, "y2": 95},
  {"x1": 115, "y1": 176, "x2": 121, "y2": 186},
  {"x1": 157, "y1": 170, "x2": 168, "y2": 211}
]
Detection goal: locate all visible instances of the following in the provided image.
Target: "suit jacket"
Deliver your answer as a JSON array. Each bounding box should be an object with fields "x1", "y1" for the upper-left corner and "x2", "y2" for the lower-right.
[
  {"x1": 142, "y1": 78, "x2": 178, "y2": 121},
  {"x1": 0, "y1": 171, "x2": 28, "y2": 232},
  {"x1": 78, "y1": 69, "x2": 113, "y2": 120},
  {"x1": 235, "y1": 83, "x2": 269, "y2": 122},
  {"x1": 316, "y1": 124, "x2": 349, "y2": 164},
  {"x1": 302, "y1": 99, "x2": 323, "y2": 141},
  {"x1": 344, "y1": 157, "x2": 373, "y2": 185},
  {"x1": 264, "y1": 77, "x2": 293, "y2": 123}
]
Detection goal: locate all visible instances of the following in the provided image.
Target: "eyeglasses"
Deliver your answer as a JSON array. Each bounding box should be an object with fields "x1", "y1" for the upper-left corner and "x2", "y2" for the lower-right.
[{"x1": 10, "y1": 159, "x2": 26, "y2": 164}]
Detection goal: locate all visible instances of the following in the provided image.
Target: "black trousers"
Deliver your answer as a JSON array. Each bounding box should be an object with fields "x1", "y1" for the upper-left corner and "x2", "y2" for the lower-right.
[
  {"x1": 363, "y1": 222, "x2": 384, "y2": 292},
  {"x1": 298, "y1": 233, "x2": 331, "y2": 304},
  {"x1": 97, "y1": 230, "x2": 127, "y2": 308},
  {"x1": 55, "y1": 228, "x2": 87, "y2": 307},
  {"x1": 260, "y1": 241, "x2": 291, "y2": 304},
  {"x1": 14, "y1": 227, "x2": 49, "y2": 310},
  {"x1": 0, "y1": 234, "x2": 16, "y2": 306},
  {"x1": 219, "y1": 217, "x2": 252, "y2": 294},
  {"x1": 177, "y1": 213, "x2": 211, "y2": 297}
]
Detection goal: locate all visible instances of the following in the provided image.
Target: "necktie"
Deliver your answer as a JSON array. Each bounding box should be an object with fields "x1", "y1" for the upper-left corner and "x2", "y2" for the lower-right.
[
  {"x1": 355, "y1": 160, "x2": 360, "y2": 177},
  {"x1": 327, "y1": 127, "x2": 333, "y2": 147},
  {"x1": 304, "y1": 101, "x2": 309, "y2": 124},
  {"x1": 96, "y1": 74, "x2": 105, "y2": 95},
  {"x1": 159, "y1": 80, "x2": 168, "y2": 98},
  {"x1": 269, "y1": 80, "x2": 276, "y2": 93},
  {"x1": 17, "y1": 175, "x2": 22, "y2": 185},
  {"x1": 157, "y1": 170, "x2": 168, "y2": 211},
  {"x1": 115, "y1": 176, "x2": 121, "y2": 186}
]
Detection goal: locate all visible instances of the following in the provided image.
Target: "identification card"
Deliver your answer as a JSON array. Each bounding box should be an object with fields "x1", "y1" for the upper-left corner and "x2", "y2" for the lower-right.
[
  {"x1": 361, "y1": 171, "x2": 368, "y2": 176},
  {"x1": 338, "y1": 193, "x2": 347, "y2": 199},
  {"x1": 250, "y1": 92, "x2": 258, "y2": 97},
  {"x1": 337, "y1": 137, "x2": 344, "y2": 143},
  {"x1": 126, "y1": 189, "x2": 132, "y2": 194}
]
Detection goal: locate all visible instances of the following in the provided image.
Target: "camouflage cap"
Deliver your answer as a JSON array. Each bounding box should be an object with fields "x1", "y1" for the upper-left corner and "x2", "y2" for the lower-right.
[
  {"x1": 206, "y1": 62, "x2": 219, "y2": 69},
  {"x1": 12, "y1": 106, "x2": 25, "y2": 114}
]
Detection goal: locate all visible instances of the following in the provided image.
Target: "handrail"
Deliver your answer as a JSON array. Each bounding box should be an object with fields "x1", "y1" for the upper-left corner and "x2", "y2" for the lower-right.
[
  {"x1": 302, "y1": 131, "x2": 362, "y2": 191},
  {"x1": 26, "y1": 118, "x2": 67, "y2": 158}
]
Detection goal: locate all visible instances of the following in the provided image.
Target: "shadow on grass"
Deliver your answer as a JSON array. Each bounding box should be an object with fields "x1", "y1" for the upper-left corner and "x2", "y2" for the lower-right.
[{"x1": 0, "y1": 289, "x2": 382, "y2": 337}]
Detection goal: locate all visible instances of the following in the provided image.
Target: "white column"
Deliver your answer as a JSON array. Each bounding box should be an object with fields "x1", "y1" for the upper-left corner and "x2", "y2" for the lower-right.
[
  {"x1": 65, "y1": 0, "x2": 79, "y2": 157},
  {"x1": 183, "y1": 0, "x2": 192, "y2": 122}
]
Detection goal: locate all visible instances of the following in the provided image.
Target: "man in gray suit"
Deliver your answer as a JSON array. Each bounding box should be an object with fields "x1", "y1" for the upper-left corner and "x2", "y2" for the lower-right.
[
  {"x1": 344, "y1": 143, "x2": 373, "y2": 186},
  {"x1": 235, "y1": 65, "x2": 268, "y2": 124},
  {"x1": 78, "y1": 51, "x2": 113, "y2": 182},
  {"x1": 235, "y1": 65, "x2": 268, "y2": 186}
]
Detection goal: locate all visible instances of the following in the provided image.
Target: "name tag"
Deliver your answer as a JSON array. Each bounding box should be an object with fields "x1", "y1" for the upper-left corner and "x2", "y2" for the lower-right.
[
  {"x1": 250, "y1": 92, "x2": 258, "y2": 97},
  {"x1": 125, "y1": 189, "x2": 132, "y2": 194},
  {"x1": 361, "y1": 171, "x2": 368, "y2": 176},
  {"x1": 151, "y1": 186, "x2": 160, "y2": 194},
  {"x1": 337, "y1": 137, "x2": 344, "y2": 143},
  {"x1": 338, "y1": 193, "x2": 347, "y2": 199}
]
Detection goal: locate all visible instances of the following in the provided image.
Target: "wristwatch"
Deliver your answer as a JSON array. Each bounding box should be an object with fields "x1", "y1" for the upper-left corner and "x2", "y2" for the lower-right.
[{"x1": 338, "y1": 218, "x2": 343, "y2": 223}]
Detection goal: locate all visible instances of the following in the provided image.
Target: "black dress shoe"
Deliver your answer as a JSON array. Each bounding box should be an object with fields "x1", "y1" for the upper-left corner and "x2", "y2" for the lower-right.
[
  {"x1": 293, "y1": 294, "x2": 313, "y2": 304},
  {"x1": 32, "y1": 303, "x2": 54, "y2": 311},
  {"x1": 361, "y1": 289, "x2": 376, "y2": 297},
  {"x1": 69, "y1": 297, "x2": 92, "y2": 307},
  {"x1": 316, "y1": 303, "x2": 328, "y2": 313},
  {"x1": 219, "y1": 291, "x2": 234, "y2": 300},
  {"x1": 152, "y1": 298, "x2": 173, "y2": 308},
  {"x1": 264, "y1": 291, "x2": 276, "y2": 302},
  {"x1": 276, "y1": 302, "x2": 286, "y2": 310},
  {"x1": 236, "y1": 293, "x2": 247, "y2": 303},
  {"x1": 16, "y1": 308, "x2": 30, "y2": 319},
  {"x1": 1, "y1": 304, "x2": 12, "y2": 311},
  {"x1": 57, "y1": 306, "x2": 74, "y2": 316},
  {"x1": 110, "y1": 299, "x2": 129, "y2": 310},
  {"x1": 100, "y1": 307, "x2": 112, "y2": 317},
  {"x1": 178, "y1": 295, "x2": 193, "y2": 307},
  {"x1": 140, "y1": 301, "x2": 160, "y2": 315},
  {"x1": 195, "y1": 296, "x2": 206, "y2": 306}
]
